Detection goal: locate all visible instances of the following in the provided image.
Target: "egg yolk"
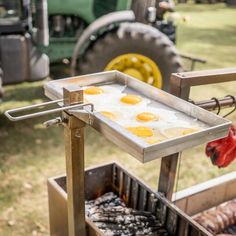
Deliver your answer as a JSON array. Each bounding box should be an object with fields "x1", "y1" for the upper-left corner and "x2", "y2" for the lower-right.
[
  {"x1": 165, "y1": 127, "x2": 198, "y2": 138},
  {"x1": 100, "y1": 111, "x2": 115, "y2": 120},
  {"x1": 146, "y1": 138, "x2": 161, "y2": 145},
  {"x1": 136, "y1": 112, "x2": 158, "y2": 122},
  {"x1": 120, "y1": 94, "x2": 142, "y2": 105},
  {"x1": 182, "y1": 128, "x2": 198, "y2": 135},
  {"x1": 126, "y1": 126, "x2": 153, "y2": 137},
  {"x1": 84, "y1": 86, "x2": 103, "y2": 95}
]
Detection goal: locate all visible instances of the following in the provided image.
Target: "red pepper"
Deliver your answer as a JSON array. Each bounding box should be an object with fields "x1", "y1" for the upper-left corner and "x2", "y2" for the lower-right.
[{"x1": 205, "y1": 125, "x2": 236, "y2": 168}]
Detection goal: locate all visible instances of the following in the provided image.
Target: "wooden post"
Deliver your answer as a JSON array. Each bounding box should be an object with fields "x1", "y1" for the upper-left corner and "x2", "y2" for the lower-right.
[
  {"x1": 158, "y1": 153, "x2": 179, "y2": 200},
  {"x1": 63, "y1": 85, "x2": 86, "y2": 236}
]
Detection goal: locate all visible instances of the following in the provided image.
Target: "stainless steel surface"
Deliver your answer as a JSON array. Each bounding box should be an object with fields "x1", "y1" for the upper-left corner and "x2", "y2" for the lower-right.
[
  {"x1": 44, "y1": 71, "x2": 231, "y2": 163},
  {"x1": 4, "y1": 98, "x2": 94, "y2": 121}
]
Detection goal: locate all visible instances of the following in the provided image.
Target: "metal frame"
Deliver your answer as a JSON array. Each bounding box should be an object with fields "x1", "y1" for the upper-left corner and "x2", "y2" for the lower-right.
[
  {"x1": 179, "y1": 53, "x2": 207, "y2": 71},
  {"x1": 158, "y1": 67, "x2": 236, "y2": 201},
  {"x1": 174, "y1": 171, "x2": 236, "y2": 216},
  {"x1": 170, "y1": 67, "x2": 236, "y2": 100}
]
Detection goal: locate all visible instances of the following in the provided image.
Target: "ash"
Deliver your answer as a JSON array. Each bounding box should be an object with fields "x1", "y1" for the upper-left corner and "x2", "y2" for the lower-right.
[{"x1": 86, "y1": 192, "x2": 169, "y2": 236}]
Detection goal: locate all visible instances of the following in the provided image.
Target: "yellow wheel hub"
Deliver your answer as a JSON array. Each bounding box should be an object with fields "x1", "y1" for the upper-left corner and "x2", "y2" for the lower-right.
[{"x1": 105, "y1": 53, "x2": 162, "y2": 88}]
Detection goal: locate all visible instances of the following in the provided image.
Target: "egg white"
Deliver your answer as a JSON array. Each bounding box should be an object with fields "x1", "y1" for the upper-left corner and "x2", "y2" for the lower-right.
[{"x1": 82, "y1": 85, "x2": 203, "y2": 144}]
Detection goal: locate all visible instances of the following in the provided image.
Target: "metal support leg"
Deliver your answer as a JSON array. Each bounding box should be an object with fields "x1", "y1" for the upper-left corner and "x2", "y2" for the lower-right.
[
  {"x1": 64, "y1": 113, "x2": 86, "y2": 236},
  {"x1": 63, "y1": 85, "x2": 86, "y2": 236},
  {"x1": 158, "y1": 153, "x2": 179, "y2": 200},
  {"x1": 157, "y1": 72, "x2": 191, "y2": 201}
]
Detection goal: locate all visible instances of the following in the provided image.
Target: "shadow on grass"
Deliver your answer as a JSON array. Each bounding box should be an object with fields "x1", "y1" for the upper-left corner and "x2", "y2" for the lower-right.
[
  {"x1": 1, "y1": 83, "x2": 45, "y2": 104},
  {"x1": 0, "y1": 114, "x2": 63, "y2": 165}
]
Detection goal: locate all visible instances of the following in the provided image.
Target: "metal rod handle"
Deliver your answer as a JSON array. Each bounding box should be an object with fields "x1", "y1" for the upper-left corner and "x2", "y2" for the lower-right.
[
  {"x1": 4, "y1": 99, "x2": 94, "y2": 121},
  {"x1": 193, "y1": 96, "x2": 236, "y2": 111}
]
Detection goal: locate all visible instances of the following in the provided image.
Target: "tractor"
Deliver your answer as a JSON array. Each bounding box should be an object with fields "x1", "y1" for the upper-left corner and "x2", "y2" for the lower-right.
[{"x1": 0, "y1": 0, "x2": 182, "y2": 98}]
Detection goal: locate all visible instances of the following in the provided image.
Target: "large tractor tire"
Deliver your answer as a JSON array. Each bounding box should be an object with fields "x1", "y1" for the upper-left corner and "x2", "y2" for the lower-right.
[{"x1": 77, "y1": 22, "x2": 182, "y2": 91}]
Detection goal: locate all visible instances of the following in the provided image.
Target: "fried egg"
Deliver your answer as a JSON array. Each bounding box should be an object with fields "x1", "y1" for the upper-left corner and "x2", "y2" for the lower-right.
[
  {"x1": 100, "y1": 111, "x2": 116, "y2": 121},
  {"x1": 145, "y1": 128, "x2": 168, "y2": 145},
  {"x1": 119, "y1": 94, "x2": 150, "y2": 107},
  {"x1": 145, "y1": 137, "x2": 162, "y2": 145},
  {"x1": 162, "y1": 127, "x2": 199, "y2": 139},
  {"x1": 125, "y1": 107, "x2": 178, "y2": 127},
  {"x1": 120, "y1": 94, "x2": 142, "y2": 105},
  {"x1": 84, "y1": 84, "x2": 124, "y2": 95},
  {"x1": 126, "y1": 126, "x2": 154, "y2": 138},
  {"x1": 98, "y1": 109, "x2": 125, "y2": 122},
  {"x1": 84, "y1": 86, "x2": 103, "y2": 95},
  {"x1": 83, "y1": 85, "x2": 127, "y2": 110},
  {"x1": 82, "y1": 85, "x2": 203, "y2": 145},
  {"x1": 136, "y1": 112, "x2": 159, "y2": 122}
]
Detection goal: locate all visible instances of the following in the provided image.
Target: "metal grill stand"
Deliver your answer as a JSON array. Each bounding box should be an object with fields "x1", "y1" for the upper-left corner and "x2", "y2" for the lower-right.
[
  {"x1": 62, "y1": 84, "x2": 185, "y2": 236},
  {"x1": 5, "y1": 69, "x2": 235, "y2": 236},
  {"x1": 59, "y1": 74, "x2": 229, "y2": 235}
]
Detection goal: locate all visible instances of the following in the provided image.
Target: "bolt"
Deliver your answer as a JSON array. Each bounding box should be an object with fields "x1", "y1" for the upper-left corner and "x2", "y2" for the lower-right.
[{"x1": 43, "y1": 117, "x2": 62, "y2": 128}]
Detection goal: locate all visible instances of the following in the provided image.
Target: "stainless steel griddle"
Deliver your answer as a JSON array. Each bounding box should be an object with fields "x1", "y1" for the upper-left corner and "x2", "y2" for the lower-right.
[{"x1": 44, "y1": 70, "x2": 231, "y2": 163}]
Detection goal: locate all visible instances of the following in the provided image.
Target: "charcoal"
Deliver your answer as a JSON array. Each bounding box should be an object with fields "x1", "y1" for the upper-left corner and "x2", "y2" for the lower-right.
[
  {"x1": 85, "y1": 192, "x2": 169, "y2": 236},
  {"x1": 223, "y1": 224, "x2": 236, "y2": 234}
]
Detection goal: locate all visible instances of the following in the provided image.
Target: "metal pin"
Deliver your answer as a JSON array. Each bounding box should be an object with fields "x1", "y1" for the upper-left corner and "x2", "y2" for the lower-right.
[{"x1": 43, "y1": 117, "x2": 62, "y2": 128}]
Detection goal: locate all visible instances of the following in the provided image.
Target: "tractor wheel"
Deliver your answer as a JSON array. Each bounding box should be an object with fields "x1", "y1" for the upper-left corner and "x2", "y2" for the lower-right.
[{"x1": 77, "y1": 22, "x2": 182, "y2": 91}]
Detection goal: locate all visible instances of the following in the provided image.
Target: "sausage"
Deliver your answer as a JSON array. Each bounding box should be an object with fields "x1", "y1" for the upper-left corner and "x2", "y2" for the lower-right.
[{"x1": 194, "y1": 200, "x2": 236, "y2": 234}]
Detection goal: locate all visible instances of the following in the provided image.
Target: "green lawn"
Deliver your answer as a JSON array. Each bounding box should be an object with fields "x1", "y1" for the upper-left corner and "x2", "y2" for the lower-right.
[{"x1": 0, "y1": 3, "x2": 236, "y2": 235}]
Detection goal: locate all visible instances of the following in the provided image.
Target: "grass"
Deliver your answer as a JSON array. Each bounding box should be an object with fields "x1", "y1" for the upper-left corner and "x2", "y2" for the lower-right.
[
  {"x1": 0, "y1": 3, "x2": 236, "y2": 235},
  {"x1": 176, "y1": 4, "x2": 236, "y2": 70}
]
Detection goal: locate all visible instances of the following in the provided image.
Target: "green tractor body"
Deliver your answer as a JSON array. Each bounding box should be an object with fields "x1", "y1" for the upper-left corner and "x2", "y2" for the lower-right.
[
  {"x1": 48, "y1": 0, "x2": 131, "y2": 23},
  {"x1": 0, "y1": 0, "x2": 181, "y2": 97},
  {"x1": 45, "y1": 0, "x2": 132, "y2": 62}
]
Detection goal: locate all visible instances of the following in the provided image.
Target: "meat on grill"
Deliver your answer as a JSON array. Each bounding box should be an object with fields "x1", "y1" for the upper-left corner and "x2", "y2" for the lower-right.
[{"x1": 194, "y1": 200, "x2": 236, "y2": 235}]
